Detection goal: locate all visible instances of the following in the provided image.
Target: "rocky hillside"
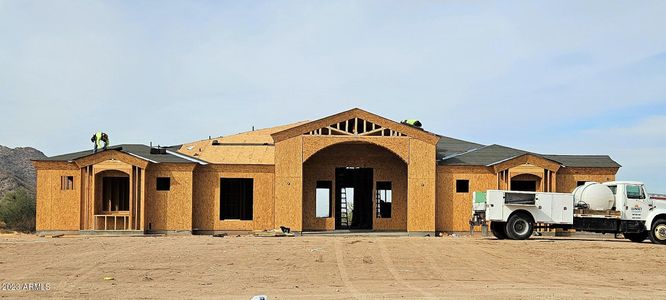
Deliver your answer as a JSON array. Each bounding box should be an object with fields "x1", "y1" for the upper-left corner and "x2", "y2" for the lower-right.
[{"x1": 0, "y1": 145, "x2": 46, "y2": 198}]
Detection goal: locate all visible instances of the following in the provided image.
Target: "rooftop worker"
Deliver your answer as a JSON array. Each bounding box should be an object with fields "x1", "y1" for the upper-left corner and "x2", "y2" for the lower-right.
[
  {"x1": 91, "y1": 131, "x2": 109, "y2": 153},
  {"x1": 401, "y1": 119, "x2": 422, "y2": 128}
]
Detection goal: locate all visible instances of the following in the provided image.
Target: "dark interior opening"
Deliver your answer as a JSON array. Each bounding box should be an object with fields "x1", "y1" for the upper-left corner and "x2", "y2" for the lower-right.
[
  {"x1": 102, "y1": 177, "x2": 129, "y2": 211},
  {"x1": 511, "y1": 180, "x2": 537, "y2": 192},
  {"x1": 335, "y1": 167, "x2": 373, "y2": 230},
  {"x1": 220, "y1": 178, "x2": 253, "y2": 220}
]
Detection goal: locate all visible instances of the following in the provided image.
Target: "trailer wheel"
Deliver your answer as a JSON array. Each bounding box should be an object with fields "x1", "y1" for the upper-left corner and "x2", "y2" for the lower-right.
[
  {"x1": 649, "y1": 219, "x2": 666, "y2": 245},
  {"x1": 490, "y1": 222, "x2": 507, "y2": 240},
  {"x1": 624, "y1": 231, "x2": 648, "y2": 243},
  {"x1": 505, "y1": 213, "x2": 533, "y2": 240}
]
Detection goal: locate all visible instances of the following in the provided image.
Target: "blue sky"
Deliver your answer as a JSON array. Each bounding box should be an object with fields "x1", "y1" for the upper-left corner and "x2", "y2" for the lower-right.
[{"x1": 1, "y1": 1, "x2": 665, "y2": 191}]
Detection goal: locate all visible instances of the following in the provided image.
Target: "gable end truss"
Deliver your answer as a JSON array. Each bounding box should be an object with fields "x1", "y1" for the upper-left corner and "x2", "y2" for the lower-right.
[{"x1": 305, "y1": 117, "x2": 407, "y2": 137}]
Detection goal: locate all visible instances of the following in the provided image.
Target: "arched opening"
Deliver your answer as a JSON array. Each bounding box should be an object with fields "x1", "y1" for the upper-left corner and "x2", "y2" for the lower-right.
[
  {"x1": 510, "y1": 173, "x2": 542, "y2": 192},
  {"x1": 302, "y1": 142, "x2": 407, "y2": 231},
  {"x1": 94, "y1": 169, "x2": 131, "y2": 230}
]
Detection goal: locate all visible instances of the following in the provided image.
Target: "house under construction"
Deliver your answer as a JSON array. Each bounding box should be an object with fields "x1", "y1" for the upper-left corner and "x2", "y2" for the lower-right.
[{"x1": 33, "y1": 108, "x2": 620, "y2": 235}]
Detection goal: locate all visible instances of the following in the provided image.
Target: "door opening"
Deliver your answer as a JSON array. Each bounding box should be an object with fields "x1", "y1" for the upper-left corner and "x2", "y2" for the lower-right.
[{"x1": 335, "y1": 167, "x2": 373, "y2": 230}]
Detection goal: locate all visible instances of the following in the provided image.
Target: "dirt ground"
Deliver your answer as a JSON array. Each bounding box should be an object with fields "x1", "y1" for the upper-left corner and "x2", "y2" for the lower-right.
[{"x1": 0, "y1": 233, "x2": 665, "y2": 299}]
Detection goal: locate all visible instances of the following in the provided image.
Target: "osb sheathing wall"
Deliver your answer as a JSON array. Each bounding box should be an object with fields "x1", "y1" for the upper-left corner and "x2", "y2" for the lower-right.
[
  {"x1": 192, "y1": 164, "x2": 275, "y2": 232},
  {"x1": 437, "y1": 166, "x2": 497, "y2": 232},
  {"x1": 302, "y1": 143, "x2": 408, "y2": 231},
  {"x1": 145, "y1": 163, "x2": 196, "y2": 231},
  {"x1": 407, "y1": 139, "x2": 436, "y2": 232},
  {"x1": 34, "y1": 162, "x2": 81, "y2": 231},
  {"x1": 556, "y1": 167, "x2": 618, "y2": 193},
  {"x1": 274, "y1": 136, "x2": 303, "y2": 231}
]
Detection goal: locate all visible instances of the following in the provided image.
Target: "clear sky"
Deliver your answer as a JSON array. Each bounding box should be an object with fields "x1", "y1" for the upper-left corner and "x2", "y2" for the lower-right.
[{"x1": 1, "y1": 1, "x2": 665, "y2": 192}]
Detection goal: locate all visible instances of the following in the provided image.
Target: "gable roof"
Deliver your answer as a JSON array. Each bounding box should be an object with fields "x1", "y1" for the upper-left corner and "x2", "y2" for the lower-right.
[
  {"x1": 40, "y1": 144, "x2": 201, "y2": 164},
  {"x1": 439, "y1": 144, "x2": 621, "y2": 168},
  {"x1": 270, "y1": 108, "x2": 440, "y2": 145}
]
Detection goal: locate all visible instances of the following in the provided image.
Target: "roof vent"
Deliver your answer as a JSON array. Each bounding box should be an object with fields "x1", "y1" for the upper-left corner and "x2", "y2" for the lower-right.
[{"x1": 150, "y1": 147, "x2": 167, "y2": 155}]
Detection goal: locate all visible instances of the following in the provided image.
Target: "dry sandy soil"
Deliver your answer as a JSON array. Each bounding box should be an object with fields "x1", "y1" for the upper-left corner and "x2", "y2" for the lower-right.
[{"x1": 0, "y1": 233, "x2": 665, "y2": 299}]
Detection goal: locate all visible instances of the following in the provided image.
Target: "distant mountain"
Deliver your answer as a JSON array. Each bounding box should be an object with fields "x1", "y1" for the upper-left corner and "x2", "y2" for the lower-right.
[{"x1": 0, "y1": 145, "x2": 46, "y2": 199}]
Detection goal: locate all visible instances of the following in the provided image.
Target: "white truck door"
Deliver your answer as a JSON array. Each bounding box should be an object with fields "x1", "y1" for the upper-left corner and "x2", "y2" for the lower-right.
[{"x1": 623, "y1": 184, "x2": 651, "y2": 220}]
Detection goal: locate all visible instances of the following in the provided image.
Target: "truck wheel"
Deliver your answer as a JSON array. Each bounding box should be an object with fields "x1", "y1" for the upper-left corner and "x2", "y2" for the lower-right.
[
  {"x1": 624, "y1": 231, "x2": 648, "y2": 243},
  {"x1": 505, "y1": 213, "x2": 533, "y2": 240},
  {"x1": 649, "y1": 219, "x2": 666, "y2": 245},
  {"x1": 490, "y1": 222, "x2": 507, "y2": 240}
]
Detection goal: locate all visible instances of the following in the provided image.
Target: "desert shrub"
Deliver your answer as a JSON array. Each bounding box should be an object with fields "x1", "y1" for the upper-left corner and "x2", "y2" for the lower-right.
[{"x1": 0, "y1": 189, "x2": 36, "y2": 232}]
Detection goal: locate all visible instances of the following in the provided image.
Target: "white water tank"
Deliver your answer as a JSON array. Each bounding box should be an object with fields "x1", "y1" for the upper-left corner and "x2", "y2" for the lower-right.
[{"x1": 572, "y1": 182, "x2": 615, "y2": 210}]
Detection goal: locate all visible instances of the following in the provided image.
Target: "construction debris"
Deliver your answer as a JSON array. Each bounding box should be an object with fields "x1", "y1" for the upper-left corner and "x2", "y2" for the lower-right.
[{"x1": 253, "y1": 228, "x2": 294, "y2": 237}]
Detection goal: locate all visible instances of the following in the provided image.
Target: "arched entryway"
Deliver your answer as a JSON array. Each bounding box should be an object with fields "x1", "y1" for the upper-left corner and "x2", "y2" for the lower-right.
[
  {"x1": 302, "y1": 142, "x2": 408, "y2": 231},
  {"x1": 94, "y1": 170, "x2": 131, "y2": 230},
  {"x1": 510, "y1": 173, "x2": 542, "y2": 192}
]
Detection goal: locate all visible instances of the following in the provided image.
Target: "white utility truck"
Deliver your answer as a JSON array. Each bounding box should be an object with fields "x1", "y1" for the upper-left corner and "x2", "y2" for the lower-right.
[{"x1": 469, "y1": 181, "x2": 666, "y2": 244}]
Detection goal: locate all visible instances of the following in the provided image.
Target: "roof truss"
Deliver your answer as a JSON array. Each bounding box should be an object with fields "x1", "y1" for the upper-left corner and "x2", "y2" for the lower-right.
[{"x1": 305, "y1": 117, "x2": 406, "y2": 137}]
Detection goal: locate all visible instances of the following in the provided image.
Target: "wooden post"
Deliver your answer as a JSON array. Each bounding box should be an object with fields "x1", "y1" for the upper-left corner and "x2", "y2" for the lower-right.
[{"x1": 140, "y1": 168, "x2": 146, "y2": 231}]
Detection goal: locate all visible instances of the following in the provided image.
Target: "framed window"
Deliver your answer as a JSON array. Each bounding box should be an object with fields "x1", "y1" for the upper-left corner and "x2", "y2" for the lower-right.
[
  {"x1": 156, "y1": 177, "x2": 171, "y2": 191},
  {"x1": 376, "y1": 181, "x2": 392, "y2": 218},
  {"x1": 456, "y1": 179, "x2": 469, "y2": 193},
  {"x1": 316, "y1": 181, "x2": 332, "y2": 218},
  {"x1": 626, "y1": 185, "x2": 645, "y2": 199},
  {"x1": 220, "y1": 178, "x2": 253, "y2": 220},
  {"x1": 61, "y1": 176, "x2": 74, "y2": 190}
]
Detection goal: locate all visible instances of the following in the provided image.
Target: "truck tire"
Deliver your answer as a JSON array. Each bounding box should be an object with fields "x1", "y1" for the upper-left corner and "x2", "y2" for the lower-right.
[
  {"x1": 505, "y1": 213, "x2": 533, "y2": 240},
  {"x1": 624, "y1": 231, "x2": 648, "y2": 243},
  {"x1": 649, "y1": 219, "x2": 666, "y2": 245},
  {"x1": 490, "y1": 222, "x2": 507, "y2": 240}
]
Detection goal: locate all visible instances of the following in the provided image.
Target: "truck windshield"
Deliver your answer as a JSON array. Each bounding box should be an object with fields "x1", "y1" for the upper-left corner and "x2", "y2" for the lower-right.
[{"x1": 626, "y1": 185, "x2": 645, "y2": 199}]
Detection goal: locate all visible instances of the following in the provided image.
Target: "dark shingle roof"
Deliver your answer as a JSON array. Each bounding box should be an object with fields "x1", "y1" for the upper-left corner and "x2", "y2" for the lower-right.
[
  {"x1": 436, "y1": 136, "x2": 484, "y2": 160},
  {"x1": 439, "y1": 143, "x2": 621, "y2": 168},
  {"x1": 41, "y1": 144, "x2": 200, "y2": 164},
  {"x1": 541, "y1": 154, "x2": 621, "y2": 168},
  {"x1": 439, "y1": 144, "x2": 527, "y2": 166}
]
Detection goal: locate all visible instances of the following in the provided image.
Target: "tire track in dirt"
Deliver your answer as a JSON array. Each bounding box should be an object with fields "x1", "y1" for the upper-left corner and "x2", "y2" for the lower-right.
[
  {"x1": 334, "y1": 238, "x2": 362, "y2": 299},
  {"x1": 53, "y1": 240, "x2": 126, "y2": 297},
  {"x1": 377, "y1": 238, "x2": 434, "y2": 298}
]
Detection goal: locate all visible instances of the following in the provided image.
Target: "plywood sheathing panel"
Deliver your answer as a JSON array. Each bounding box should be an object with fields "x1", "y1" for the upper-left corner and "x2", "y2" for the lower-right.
[
  {"x1": 73, "y1": 150, "x2": 149, "y2": 169},
  {"x1": 492, "y1": 154, "x2": 560, "y2": 173},
  {"x1": 436, "y1": 166, "x2": 496, "y2": 232},
  {"x1": 556, "y1": 167, "x2": 618, "y2": 193},
  {"x1": 33, "y1": 161, "x2": 80, "y2": 170},
  {"x1": 145, "y1": 163, "x2": 196, "y2": 231},
  {"x1": 35, "y1": 168, "x2": 81, "y2": 231},
  {"x1": 271, "y1": 108, "x2": 440, "y2": 145},
  {"x1": 177, "y1": 121, "x2": 308, "y2": 164},
  {"x1": 274, "y1": 136, "x2": 303, "y2": 231},
  {"x1": 302, "y1": 136, "x2": 410, "y2": 163},
  {"x1": 192, "y1": 164, "x2": 275, "y2": 231},
  {"x1": 302, "y1": 143, "x2": 407, "y2": 231},
  {"x1": 407, "y1": 139, "x2": 436, "y2": 232}
]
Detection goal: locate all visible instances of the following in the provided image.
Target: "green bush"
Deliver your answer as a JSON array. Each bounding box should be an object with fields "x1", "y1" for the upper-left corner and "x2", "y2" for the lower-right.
[{"x1": 0, "y1": 189, "x2": 36, "y2": 232}]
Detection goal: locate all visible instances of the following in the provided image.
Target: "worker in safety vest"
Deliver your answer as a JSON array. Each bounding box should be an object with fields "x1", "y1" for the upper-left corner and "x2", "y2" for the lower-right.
[
  {"x1": 91, "y1": 131, "x2": 109, "y2": 153},
  {"x1": 401, "y1": 119, "x2": 422, "y2": 128}
]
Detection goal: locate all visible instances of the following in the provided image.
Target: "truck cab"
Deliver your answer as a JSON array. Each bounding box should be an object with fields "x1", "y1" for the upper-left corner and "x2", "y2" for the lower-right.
[{"x1": 603, "y1": 181, "x2": 653, "y2": 220}]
